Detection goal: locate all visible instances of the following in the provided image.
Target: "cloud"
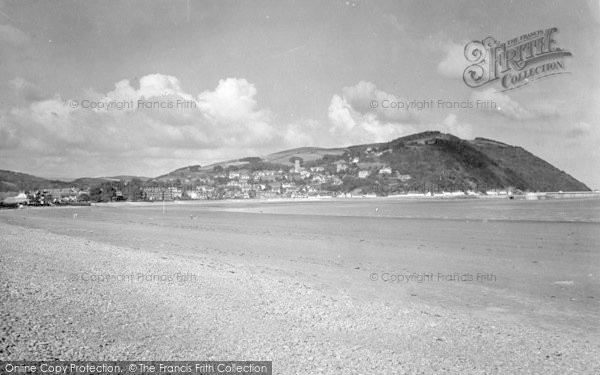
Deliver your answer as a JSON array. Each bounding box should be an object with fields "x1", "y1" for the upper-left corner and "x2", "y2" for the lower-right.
[
  {"x1": 327, "y1": 81, "x2": 417, "y2": 145},
  {"x1": 425, "y1": 32, "x2": 469, "y2": 80},
  {"x1": 341, "y1": 81, "x2": 414, "y2": 122},
  {"x1": 198, "y1": 78, "x2": 266, "y2": 124},
  {"x1": 8, "y1": 77, "x2": 46, "y2": 102},
  {"x1": 566, "y1": 121, "x2": 595, "y2": 139},
  {"x1": 0, "y1": 74, "x2": 295, "y2": 177},
  {"x1": 283, "y1": 119, "x2": 324, "y2": 148},
  {"x1": 470, "y1": 88, "x2": 560, "y2": 121},
  {"x1": 106, "y1": 74, "x2": 194, "y2": 103},
  {"x1": 0, "y1": 23, "x2": 29, "y2": 45},
  {"x1": 437, "y1": 41, "x2": 468, "y2": 79},
  {"x1": 4, "y1": 74, "x2": 417, "y2": 178},
  {"x1": 440, "y1": 113, "x2": 473, "y2": 139}
]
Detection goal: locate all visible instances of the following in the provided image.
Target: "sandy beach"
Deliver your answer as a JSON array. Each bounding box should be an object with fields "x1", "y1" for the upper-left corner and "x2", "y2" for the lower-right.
[{"x1": 1, "y1": 199, "x2": 599, "y2": 374}]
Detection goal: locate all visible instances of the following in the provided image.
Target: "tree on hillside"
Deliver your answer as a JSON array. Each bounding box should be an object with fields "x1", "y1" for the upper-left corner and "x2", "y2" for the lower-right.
[
  {"x1": 239, "y1": 157, "x2": 262, "y2": 163},
  {"x1": 89, "y1": 182, "x2": 118, "y2": 202},
  {"x1": 126, "y1": 178, "x2": 144, "y2": 201}
]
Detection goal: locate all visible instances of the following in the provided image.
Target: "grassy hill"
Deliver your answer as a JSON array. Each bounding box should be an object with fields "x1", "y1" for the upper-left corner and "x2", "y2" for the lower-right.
[
  {"x1": 0, "y1": 171, "x2": 153, "y2": 193},
  {"x1": 469, "y1": 138, "x2": 586, "y2": 191},
  {"x1": 264, "y1": 147, "x2": 346, "y2": 165},
  {"x1": 69, "y1": 176, "x2": 151, "y2": 188},
  {"x1": 0, "y1": 170, "x2": 72, "y2": 193},
  {"x1": 1, "y1": 131, "x2": 590, "y2": 193},
  {"x1": 152, "y1": 131, "x2": 589, "y2": 192},
  {"x1": 346, "y1": 132, "x2": 588, "y2": 192}
]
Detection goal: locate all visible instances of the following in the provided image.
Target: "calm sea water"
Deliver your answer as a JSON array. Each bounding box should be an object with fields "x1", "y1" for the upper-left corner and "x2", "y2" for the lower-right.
[{"x1": 198, "y1": 198, "x2": 600, "y2": 223}]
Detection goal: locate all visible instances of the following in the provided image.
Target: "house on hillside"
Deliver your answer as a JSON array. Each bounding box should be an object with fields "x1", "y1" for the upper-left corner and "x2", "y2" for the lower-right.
[
  {"x1": 358, "y1": 170, "x2": 370, "y2": 179},
  {"x1": 379, "y1": 167, "x2": 392, "y2": 175},
  {"x1": 335, "y1": 160, "x2": 348, "y2": 173}
]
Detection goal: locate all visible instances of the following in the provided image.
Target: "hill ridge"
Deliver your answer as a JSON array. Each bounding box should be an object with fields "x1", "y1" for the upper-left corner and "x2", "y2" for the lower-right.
[{"x1": 0, "y1": 132, "x2": 590, "y2": 193}]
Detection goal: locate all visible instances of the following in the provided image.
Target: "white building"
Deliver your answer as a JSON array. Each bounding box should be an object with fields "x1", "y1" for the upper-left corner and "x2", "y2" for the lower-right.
[{"x1": 335, "y1": 161, "x2": 348, "y2": 173}]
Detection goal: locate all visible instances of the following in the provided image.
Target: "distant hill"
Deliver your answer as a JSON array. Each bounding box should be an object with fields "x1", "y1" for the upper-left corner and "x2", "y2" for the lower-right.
[
  {"x1": 469, "y1": 138, "x2": 586, "y2": 191},
  {"x1": 70, "y1": 176, "x2": 151, "y2": 187},
  {"x1": 0, "y1": 170, "x2": 72, "y2": 192},
  {"x1": 1, "y1": 131, "x2": 590, "y2": 193},
  {"x1": 156, "y1": 131, "x2": 588, "y2": 192},
  {"x1": 152, "y1": 148, "x2": 347, "y2": 183},
  {"x1": 0, "y1": 170, "x2": 151, "y2": 193},
  {"x1": 362, "y1": 132, "x2": 589, "y2": 192},
  {"x1": 264, "y1": 147, "x2": 346, "y2": 165}
]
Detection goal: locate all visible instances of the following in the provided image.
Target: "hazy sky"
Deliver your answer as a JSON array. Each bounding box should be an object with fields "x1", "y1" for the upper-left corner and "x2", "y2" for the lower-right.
[{"x1": 1, "y1": 0, "x2": 599, "y2": 188}]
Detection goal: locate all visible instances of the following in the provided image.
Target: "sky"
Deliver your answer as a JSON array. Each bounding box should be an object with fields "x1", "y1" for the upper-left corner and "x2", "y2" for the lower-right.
[{"x1": 0, "y1": 0, "x2": 599, "y2": 188}]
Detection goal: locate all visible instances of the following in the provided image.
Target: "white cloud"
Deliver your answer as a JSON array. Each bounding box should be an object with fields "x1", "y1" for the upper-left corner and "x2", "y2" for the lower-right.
[
  {"x1": 328, "y1": 94, "x2": 356, "y2": 133},
  {"x1": 566, "y1": 121, "x2": 596, "y2": 139},
  {"x1": 283, "y1": 119, "x2": 324, "y2": 148},
  {"x1": 0, "y1": 74, "x2": 295, "y2": 176},
  {"x1": 8, "y1": 77, "x2": 45, "y2": 102},
  {"x1": 105, "y1": 74, "x2": 195, "y2": 104},
  {"x1": 341, "y1": 80, "x2": 413, "y2": 122},
  {"x1": 327, "y1": 81, "x2": 417, "y2": 145},
  {"x1": 470, "y1": 88, "x2": 560, "y2": 121},
  {"x1": 437, "y1": 41, "x2": 468, "y2": 79},
  {"x1": 198, "y1": 78, "x2": 266, "y2": 124},
  {"x1": 440, "y1": 113, "x2": 473, "y2": 139},
  {"x1": 426, "y1": 33, "x2": 469, "y2": 80}
]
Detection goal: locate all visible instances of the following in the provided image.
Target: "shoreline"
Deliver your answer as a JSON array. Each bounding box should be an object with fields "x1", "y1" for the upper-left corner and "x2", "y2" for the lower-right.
[{"x1": 87, "y1": 191, "x2": 600, "y2": 208}]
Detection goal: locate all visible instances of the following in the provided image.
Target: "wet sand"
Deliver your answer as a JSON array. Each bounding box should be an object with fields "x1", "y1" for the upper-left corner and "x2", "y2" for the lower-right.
[{"x1": 1, "y1": 200, "x2": 599, "y2": 373}]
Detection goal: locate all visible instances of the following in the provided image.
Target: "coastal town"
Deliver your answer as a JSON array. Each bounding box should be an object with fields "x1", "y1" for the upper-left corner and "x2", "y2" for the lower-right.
[
  {"x1": 4, "y1": 146, "x2": 597, "y2": 208},
  {"x1": 2, "y1": 131, "x2": 598, "y2": 207},
  {"x1": 0, "y1": 136, "x2": 513, "y2": 207}
]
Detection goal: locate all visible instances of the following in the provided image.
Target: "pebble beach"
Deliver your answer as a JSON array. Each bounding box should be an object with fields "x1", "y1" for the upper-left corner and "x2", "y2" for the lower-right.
[{"x1": 1, "y1": 199, "x2": 599, "y2": 374}]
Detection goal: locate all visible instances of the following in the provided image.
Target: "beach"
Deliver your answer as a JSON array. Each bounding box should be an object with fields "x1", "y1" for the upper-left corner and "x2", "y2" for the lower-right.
[{"x1": 1, "y1": 199, "x2": 599, "y2": 374}]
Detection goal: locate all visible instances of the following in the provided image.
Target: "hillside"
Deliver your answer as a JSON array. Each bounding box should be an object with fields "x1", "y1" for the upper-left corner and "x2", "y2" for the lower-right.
[
  {"x1": 70, "y1": 176, "x2": 151, "y2": 187},
  {"x1": 0, "y1": 132, "x2": 590, "y2": 194},
  {"x1": 0, "y1": 171, "x2": 153, "y2": 193},
  {"x1": 264, "y1": 147, "x2": 346, "y2": 165},
  {"x1": 469, "y1": 138, "x2": 587, "y2": 191},
  {"x1": 0, "y1": 170, "x2": 72, "y2": 193},
  {"x1": 155, "y1": 131, "x2": 589, "y2": 192}
]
